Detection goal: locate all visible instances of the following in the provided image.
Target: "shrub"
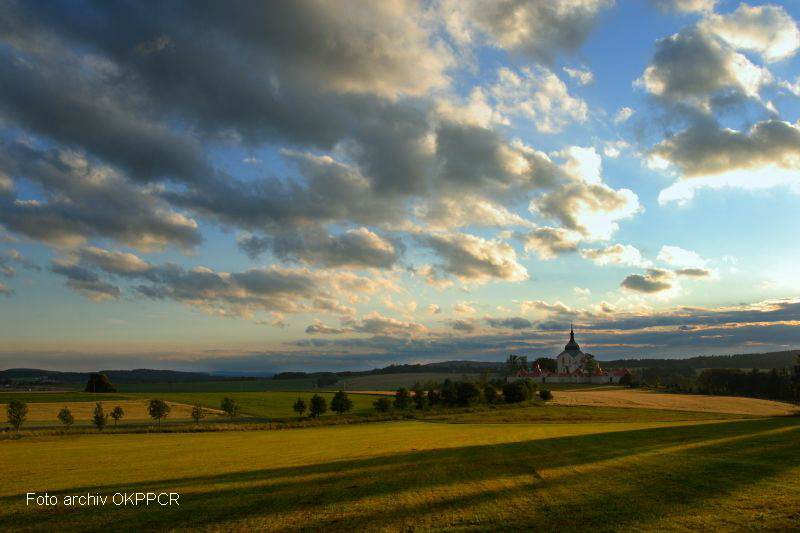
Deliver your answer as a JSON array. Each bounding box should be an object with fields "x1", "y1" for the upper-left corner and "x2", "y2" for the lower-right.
[
  {"x1": 373, "y1": 396, "x2": 392, "y2": 413},
  {"x1": 57, "y1": 406, "x2": 74, "y2": 429},
  {"x1": 412, "y1": 387, "x2": 428, "y2": 410},
  {"x1": 539, "y1": 389, "x2": 553, "y2": 401},
  {"x1": 293, "y1": 397, "x2": 307, "y2": 417},
  {"x1": 220, "y1": 397, "x2": 240, "y2": 419},
  {"x1": 503, "y1": 379, "x2": 535, "y2": 403},
  {"x1": 330, "y1": 390, "x2": 353, "y2": 414},
  {"x1": 309, "y1": 394, "x2": 327, "y2": 417},
  {"x1": 6, "y1": 400, "x2": 27, "y2": 430},
  {"x1": 84, "y1": 373, "x2": 116, "y2": 393},
  {"x1": 110, "y1": 406, "x2": 124, "y2": 426},
  {"x1": 394, "y1": 388, "x2": 412, "y2": 410},
  {"x1": 147, "y1": 399, "x2": 170, "y2": 427},
  {"x1": 91, "y1": 402, "x2": 108, "y2": 431}
]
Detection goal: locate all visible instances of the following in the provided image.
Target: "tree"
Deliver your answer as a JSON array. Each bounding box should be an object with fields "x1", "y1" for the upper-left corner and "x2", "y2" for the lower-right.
[
  {"x1": 191, "y1": 404, "x2": 205, "y2": 422},
  {"x1": 484, "y1": 384, "x2": 499, "y2": 404},
  {"x1": 412, "y1": 387, "x2": 428, "y2": 410},
  {"x1": 57, "y1": 406, "x2": 74, "y2": 429},
  {"x1": 793, "y1": 354, "x2": 800, "y2": 400},
  {"x1": 582, "y1": 354, "x2": 600, "y2": 373},
  {"x1": 619, "y1": 371, "x2": 634, "y2": 387},
  {"x1": 330, "y1": 390, "x2": 353, "y2": 414},
  {"x1": 533, "y1": 357, "x2": 557, "y2": 373},
  {"x1": 147, "y1": 399, "x2": 170, "y2": 427},
  {"x1": 293, "y1": 397, "x2": 307, "y2": 417},
  {"x1": 539, "y1": 389, "x2": 553, "y2": 401},
  {"x1": 394, "y1": 388, "x2": 412, "y2": 410},
  {"x1": 373, "y1": 396, "x2": 392, "y2": 413},
  {"x1": 84, "y1": 372, "x2": 116, "y2": 393},
  {"x1": 309, "y1": 394, "x2": 327, "y2": 417},
  {"x1": 220, "y1": 397, "x2": 240, "y2": 419},
  {"x1": 6, "y1": 400, "x2": 27, "y2": 430},
  {"x1": 505, "y1": 354, "x2": 529, "y2": 376},
  {"x1": 110, "y1": 406, "x2": 124, "y2": 426},
  {"x1": 91, "y1": 402, "x2": 108, "y2": 431},
  {"x1": 456, "y1": 381, "x2": 482, "y2": 406}
]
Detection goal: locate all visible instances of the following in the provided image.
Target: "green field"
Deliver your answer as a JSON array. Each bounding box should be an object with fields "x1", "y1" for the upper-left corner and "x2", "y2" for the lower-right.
[
  {"x1": 2, "y1": 415, "x2": 799, "y2": 531},
  {"x1": 122, "y1": 391, "x2": 383, "y2": 419},
  {"x1": 0, "y1": 392, "x2": 130, "y2": 404}
]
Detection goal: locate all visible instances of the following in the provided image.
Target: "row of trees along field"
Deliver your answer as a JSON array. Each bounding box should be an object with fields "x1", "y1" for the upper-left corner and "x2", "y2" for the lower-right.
[
  {"x1": 374, "y1": 378, "x2": 552, "y2": 413},
  {"x1": 619, "y1": 355, "x2": 800, "y2": 402},
  {"x1": 4, "y1": 397, "x2": 243, "y2": 431},
  {"x1": 292, "y1": 391, "x2": 352, "y2": 418}
]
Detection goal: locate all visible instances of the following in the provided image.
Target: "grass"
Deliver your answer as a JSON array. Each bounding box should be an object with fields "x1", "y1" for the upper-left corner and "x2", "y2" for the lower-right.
[
  {"x1": 122, "y1": 391, "x2": 383, "y2": 419},
  {"x1": 1, "y1": 416, "x2": 798, "y2": 531},
  {"x1": 0, "y1": 392, "x2": 129, "y2": 404},
  {"x1": 331, "y1": 373, "x2": 493, "y2": 391},
  {"x1": 11, "y1": 400, "x2": 223, "y2": 427}
]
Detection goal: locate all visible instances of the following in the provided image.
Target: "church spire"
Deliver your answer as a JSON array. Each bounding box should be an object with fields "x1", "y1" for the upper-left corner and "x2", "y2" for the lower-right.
[{"x1": 564, "y1": 323, "x2": 580, "y2": 353}]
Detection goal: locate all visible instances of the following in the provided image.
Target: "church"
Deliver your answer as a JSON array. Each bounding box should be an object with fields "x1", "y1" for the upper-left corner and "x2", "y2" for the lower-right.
[{"x1": 512, "y1": 327, "x2": 628, "y2": 384}]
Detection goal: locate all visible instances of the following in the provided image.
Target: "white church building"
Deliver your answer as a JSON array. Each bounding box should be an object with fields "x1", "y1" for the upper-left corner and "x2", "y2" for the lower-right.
[{"x1": 512, "y1": 327, "x2": 628, "y2": 384}]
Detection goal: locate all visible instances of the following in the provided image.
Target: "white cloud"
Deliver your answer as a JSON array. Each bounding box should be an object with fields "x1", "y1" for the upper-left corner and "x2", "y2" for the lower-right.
[
  {"x1": 581, "y1": 244, "x2": 651, "y2": 267},
  {"x1": 700, "y1": 3, "x2": 800, "y2": 62},
  {"x1": 574, "y1": 287, "x2": 591, "y2": 297},
  {"x1": 657, "y1": 245, "x2": 708, "y2": 268},
  {"x1": 563, "y1": 66, "x2": 594, "y2": 85},
  {"x1": 613, "y1": 107, "x2": 634, "y2": 123}
]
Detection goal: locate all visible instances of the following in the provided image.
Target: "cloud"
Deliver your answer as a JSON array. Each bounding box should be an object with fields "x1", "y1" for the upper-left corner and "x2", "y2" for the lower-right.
[
  {"x1": 428, "y1": 304, "x2": 441, "y2": 315},
  {"x1": 415, "y1": 195, "x2": 532, "y2": 231},
  {"x1": 650, "y1": 0, "x2": 717, "y2": 13},
  {"x1": 574, "y1": 287, "x2": 591, "y2": 297},
  {"x1": 563, "y1": 66, "x2": 594, "y2": 85},
  {"x1": 423, "y1": 232, "x2": 528, "y2": 283},
  {"x1": 0, "y1": 282, "x2": 12, "y2": 296},
  {"x1": 0, "y1": 144, "x2": 201, "y2": 251},
  {"x1": 581, "y1": 243, "x2": 650, "y2": 267},
  {"x1": 675, "y1": 267, "x2": 712, "y2": 277},
  {"x1": 614, "y1": 107, "x2": 634, "y2": 123},
  {"x1": 454, "y1": 302, "x2": 477, "y2": 314},
  {"x1": 489, "y1": 66, "x2": 588, "y2": 133},
  {"x1": 239, "y1": 227, "x2": 400, "y2": 269},
  {"x1": 441, "y1": 0, "x2": 614, "y2": 62},
  {"x1": 49, "y1": 259, "x2": 122, "y2": 302},
  {"x1": 448, "y1": 319, "x2": 477, "y2": 333},
  {"x1": 649, "y1": 118, "x2": 800, "y2": 203},
  {"x1": 657, "y1": 245, "x2": 707, "y2": 268},
  {"x1": 620, "y1": 268, "x2": 674, "y2": 293},
  {"x1": 485, "y1": 316, "x2": 533, "y2": 330},
  {"x1": 700, "y1": 3, "x2": 800, "y2": 62},
  {"x1": 349, "y1": 312, "x2": 426, "y2": 336},
  {"x1": 521, "y1": 226, "x2": 580, "y2": 259},
  {"x1": 637, "y1": 27, "x2": 771, "y2": 109},
  {"x1": 519, "y1": 299, "x2": 574, "y2": 317}
]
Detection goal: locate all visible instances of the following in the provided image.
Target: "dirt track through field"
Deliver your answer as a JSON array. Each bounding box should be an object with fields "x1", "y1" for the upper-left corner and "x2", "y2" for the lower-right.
[{"x1": 552, "y1": 388, "x2": 799, "y2": 416}]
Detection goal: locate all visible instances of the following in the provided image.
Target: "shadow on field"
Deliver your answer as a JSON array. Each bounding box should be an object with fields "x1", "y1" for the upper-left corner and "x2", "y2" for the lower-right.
[{"x1": 3, "y1": 417, "x2": 799, "y2": 532}]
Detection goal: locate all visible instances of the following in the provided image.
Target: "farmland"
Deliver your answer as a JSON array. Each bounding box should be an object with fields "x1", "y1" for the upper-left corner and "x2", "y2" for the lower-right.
[{"x1": 1, "y1": 415, "x2": 799, "y2": 531}]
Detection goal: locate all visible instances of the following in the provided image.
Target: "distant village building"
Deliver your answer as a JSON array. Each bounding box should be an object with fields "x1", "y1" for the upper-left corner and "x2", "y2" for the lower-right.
[{"x1": 512, "y1": 327, "x2": 628, "y2": 384}]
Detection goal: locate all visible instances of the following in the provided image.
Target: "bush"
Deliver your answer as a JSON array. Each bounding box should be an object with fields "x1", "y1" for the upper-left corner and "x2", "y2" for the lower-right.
[
  {"x1": 6, "y1": 400, "x2": 27, "y2": 430},
  {"x1": 57, "y1": 406, "x2": 74, "y2": 428},
  {"x1": 394, "y1": 388, "x2": 412, "y2": 410},
  {"x1": 330, "y1": 390, "x2": 353, "y2": 414},
  {"x1": 220, "y1": 397, "x2": 240, "y2": 419},
  {"x1": 309, "y1": 394, "x2": 327, "y2": 417},
  {"x1": 456, "y1": 381, "x2": 482, "y2": 407},
  {"x1": 503, "y1": 379, "x2": 535, "y2": 403},
  {"x1": 84, "y1": 373, "x2": 116, "y2": 393},
  {"x1": 539, "y1": 389, "x2": 553, "y2": 401},
  {"x1": 373, "y1": 396, "x2": 392, "y2": 413},
  {"x1": 412, "y1": 388, "x2": 428, "y2": 410}
]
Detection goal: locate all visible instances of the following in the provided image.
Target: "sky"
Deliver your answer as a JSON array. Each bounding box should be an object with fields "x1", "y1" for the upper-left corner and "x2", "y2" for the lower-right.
[{"x1": 1, "y1": 0, "x2": 799, "y2": 374}]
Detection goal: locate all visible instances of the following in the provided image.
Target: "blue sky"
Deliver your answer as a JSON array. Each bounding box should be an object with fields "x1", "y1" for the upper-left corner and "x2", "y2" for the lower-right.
[{"x1": 1, "y1": 0, "x2": 799, "y2": 373}]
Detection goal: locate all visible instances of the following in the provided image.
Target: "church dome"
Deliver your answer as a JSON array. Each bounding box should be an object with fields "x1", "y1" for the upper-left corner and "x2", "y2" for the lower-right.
[{"x1": 564, "y1": 326, "x2": 581, "y2": 353}]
